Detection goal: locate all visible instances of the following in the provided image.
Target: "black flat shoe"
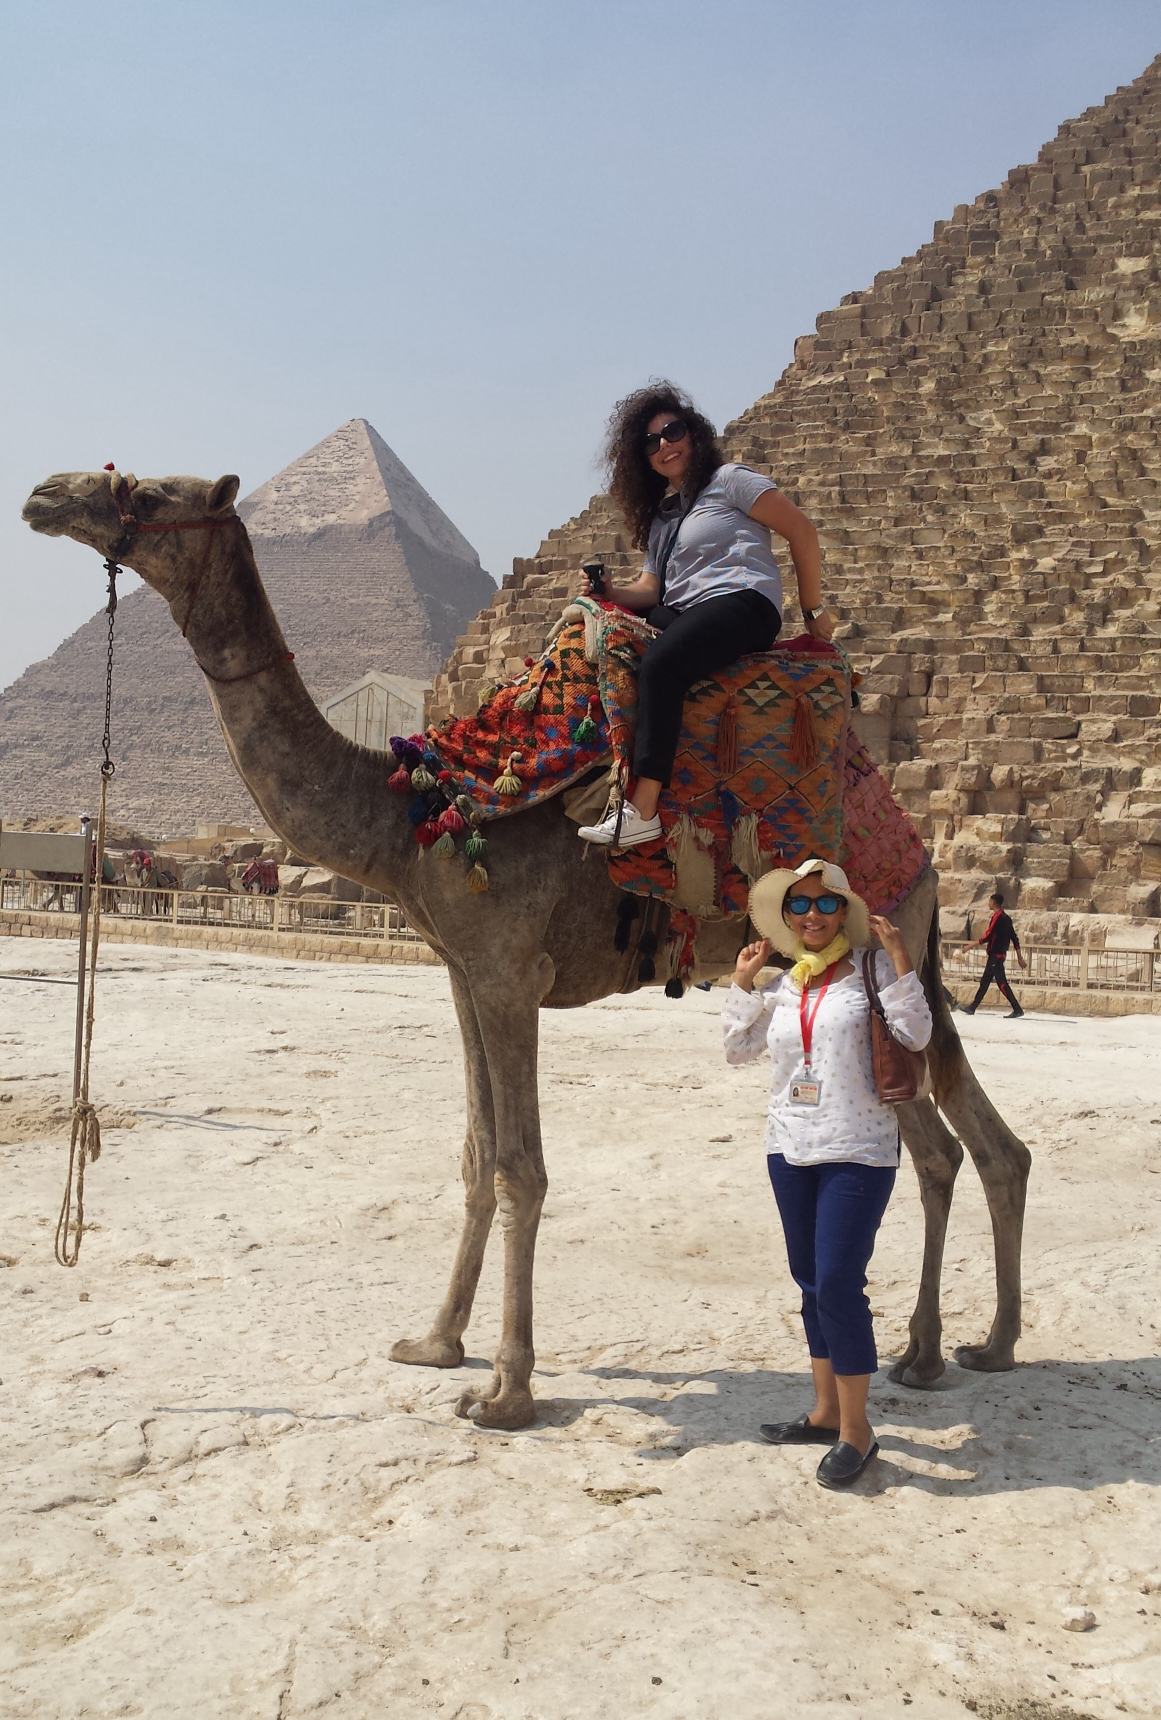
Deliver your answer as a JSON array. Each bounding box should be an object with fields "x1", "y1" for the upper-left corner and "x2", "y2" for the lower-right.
[
  {"x1": 1005, "y1": 1009, "x2": 1024, "y2": 1019},
  {"x1": 759, "y1": 1413, "x2": 840, "y2": 1446},
  {"x1": 816, "y1": 1439, "x2": 880, "y2": 1490}
]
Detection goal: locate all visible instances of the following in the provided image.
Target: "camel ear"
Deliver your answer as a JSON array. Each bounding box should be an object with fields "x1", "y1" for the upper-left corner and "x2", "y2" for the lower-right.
[{"x1": 207, "y1": 474, "x2": 240, "y2": 514}]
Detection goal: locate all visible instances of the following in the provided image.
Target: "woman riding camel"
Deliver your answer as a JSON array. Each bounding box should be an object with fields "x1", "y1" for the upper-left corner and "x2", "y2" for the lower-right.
[
  {"x1": 722, "y1": 858, "x2": 932, "y2": 1489},
  {"x1": 578, "y1": 381, "x2": 834, "y2": 847}
]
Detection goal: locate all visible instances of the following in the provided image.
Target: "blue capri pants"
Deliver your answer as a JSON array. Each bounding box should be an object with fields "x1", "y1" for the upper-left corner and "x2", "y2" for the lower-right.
[{"x1": 767, "y1": 1154, "x2": 897, "y2": 1377}]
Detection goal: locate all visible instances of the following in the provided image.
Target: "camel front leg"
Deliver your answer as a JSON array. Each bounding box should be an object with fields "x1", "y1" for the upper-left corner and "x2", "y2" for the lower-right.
[
  {"x1": 890, "y1": 1097, "x2": 964, "y2": 1387},
  {"x1": 392, "y1": 964, "x2": 498, "y2": 1370},
  {"x1": 938, "y1": 1069, "x2": 1031, "y2": 1373},
  {"x1": 455, "y1": 967, "x2": 551, "y2": 1431}
]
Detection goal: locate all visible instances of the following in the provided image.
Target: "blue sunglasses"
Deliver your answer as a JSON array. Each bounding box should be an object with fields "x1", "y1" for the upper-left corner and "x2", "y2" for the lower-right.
[{"x1": 785, "y1": 892, "x2": 846, "y2": 916}]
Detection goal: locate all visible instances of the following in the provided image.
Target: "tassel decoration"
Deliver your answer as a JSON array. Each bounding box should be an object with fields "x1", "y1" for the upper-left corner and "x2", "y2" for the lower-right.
[
  {"x1": 637, "y1": 929, "x2": 658, "y2": 985},
  {"x1": 437, "y1": 808, "x2": 466, "y2": 836},
  {"x1": 415, "y1": 819, "x2": 440, "y2": 848},
  {"x1": 465, "y1": 831, "x2": 488, "y2": 861},
  {"x1": 494, "y1": 752, "x2": 523, "y2": 795},
  {"x1": 389, "y1": 736, "x2": 408, "y2": 759},
  {"x1": 437, "y1": 770, "x2": 455, "y2": 786},
  {"x1": 664, "y1": 978, "x2": 685, "y2": 999},
  {"x1": 716, "y1": 692, "x2": 739, "y2": 779},
  {"x1": 387, "y1": 766, "x2": 412, "y2": 794},
  {"x1": 407, "y1": 798, "x2": 430, "y2": 826},
  {"x1": 513, "y1": 657, "x2": 555, "y2": 715},
  {"x1": 613, "y1": 895, "x2": 639, "y2": 953},
  {"x1": 574, "y1": 694, "x2": 602, "y2": 745},
  {"x1": 432, "y1": 832, "x2": 456, "y2": 857},
  {"x1": 402, "y1": 742, "x2": 423, "y2": 770},
  {"x1": 411, "y1": 765, "x2": 436, "y2": 792},
  {"x1": 455, "y1": 795, "x2": 475, "y2": 819},
  {"x1": 790, "y1": 692, "x2": 819, "y2": 771},
  {"x1": 466, "y1": 862, "x2": 489, "y2": 893}
]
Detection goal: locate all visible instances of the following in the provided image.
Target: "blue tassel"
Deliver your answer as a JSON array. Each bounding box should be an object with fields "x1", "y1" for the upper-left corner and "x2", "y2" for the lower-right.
[{"x1": 407, "y1": 798, "x2": 429, "y2": 826}]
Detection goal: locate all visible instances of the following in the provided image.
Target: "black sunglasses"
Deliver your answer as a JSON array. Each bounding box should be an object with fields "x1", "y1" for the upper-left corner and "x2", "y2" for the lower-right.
[
  {"x1": 785, "y1": 892, "x2": 846, "y2": 917},
  {"x1": 643, "y1": 419, "x2": 689, "y2": 456}
]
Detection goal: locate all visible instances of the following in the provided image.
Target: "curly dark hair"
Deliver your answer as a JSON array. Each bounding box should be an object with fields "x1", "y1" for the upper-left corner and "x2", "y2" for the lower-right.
[{"x1": 604, "y1": 380, "x2": 724, "y2": 552}]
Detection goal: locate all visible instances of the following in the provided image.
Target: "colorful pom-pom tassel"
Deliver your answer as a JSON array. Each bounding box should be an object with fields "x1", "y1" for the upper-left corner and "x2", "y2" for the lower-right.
[
  {"x1": 388, "y1": 766, "x2": 412, "y2": 793},
  {"x1": 407, "y1": 798, "x2": 430, "y2": 825},
  {"x1": 437, "y1": 770, "x2": 455, "y2": 786},
  {"x1": 389, "y1": 735, "x2": 408, "y2": 759},
  {"x1": 493, "y1": 752, "x2": 523, "y2": 796},
  {"x1": 411, "y1": 765, "x2": 436, "y2": 792},
  {"x1": 574, "y1": 694, "x2": 602, "y2": 744},
  {"x1": 465, "y1": 831, "x2": 488, "y2": 861},
  {"x1": 422, "y1": 750, "x2": 440, "y2": 769},
  {"x1": 437, "y1": 808, "x2": 466, "y2": 836},
  {"x1": 432, "y1": 831, "x2": 456, "y2": 857},
  {"x1": 407, "y1": 733, "x2": 425, "y2": 748},
  {"x1": 402, "y1": 742, "x2": 423, "y2": 770},
  {"x1": 455, "y1": 795, "x2": 475, "y2": 819},
  {"x1": 465, "y1": 862, "x2": 489, "y2": 893},
  {"x1": 523, "y1": 656, "x2": 535, "y2": 668},
  {"x1": 415, "y1": 820, "x2": 440, "y2": 848}
]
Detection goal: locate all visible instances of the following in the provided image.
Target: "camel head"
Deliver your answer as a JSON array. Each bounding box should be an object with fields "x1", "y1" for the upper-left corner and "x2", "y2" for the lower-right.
[{"x1": 23, "y1": 469, "x2": 241, "y2": 601}]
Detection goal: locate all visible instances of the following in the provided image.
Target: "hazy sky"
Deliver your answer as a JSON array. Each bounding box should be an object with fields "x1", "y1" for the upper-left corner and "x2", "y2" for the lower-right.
[{"x1": 2, "y1": 1, "x2": 1158, "y2": 690}]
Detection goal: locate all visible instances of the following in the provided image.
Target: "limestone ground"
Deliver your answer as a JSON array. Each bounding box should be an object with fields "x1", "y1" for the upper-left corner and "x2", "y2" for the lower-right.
[{"x1": 1, "y1": 939, "x2": 1159, "y2": 1718}]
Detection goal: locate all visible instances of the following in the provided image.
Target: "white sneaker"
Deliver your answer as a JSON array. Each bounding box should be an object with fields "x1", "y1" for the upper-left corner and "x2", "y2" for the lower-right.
[{"x1": 578, "y1": 801, "x2": 662, "y2": 847}]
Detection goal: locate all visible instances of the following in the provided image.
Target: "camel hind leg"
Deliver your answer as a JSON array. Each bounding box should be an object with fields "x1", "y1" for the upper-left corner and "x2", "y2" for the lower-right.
[
  {"x1": 890, "y1": 1096, "x2": 964, "y2": 1387},
  {"x1": 937, "y1": 1062, "x2": 1031, "y2": 1372},
  {"x1": 391, "y1": 962, "x2": 498, "y2": 1370}
]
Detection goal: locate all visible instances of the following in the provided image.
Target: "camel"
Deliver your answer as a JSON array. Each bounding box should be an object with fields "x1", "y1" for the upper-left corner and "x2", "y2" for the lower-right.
[{"x1": 23, "y1": 468, "x2": 1031, "y2": 1430}]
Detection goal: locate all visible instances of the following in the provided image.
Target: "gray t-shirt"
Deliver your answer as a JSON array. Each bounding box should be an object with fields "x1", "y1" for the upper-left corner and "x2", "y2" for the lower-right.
[{"x1": 643, "y1": 463, "x2": 783, "y2": 614}]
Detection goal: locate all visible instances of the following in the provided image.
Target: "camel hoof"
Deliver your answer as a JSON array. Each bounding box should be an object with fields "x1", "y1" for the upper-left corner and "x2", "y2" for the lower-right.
[
  {"x1": 390, "y1": 1335, "x2": 465, "y2": 1369},
  {"x1": 455, "y1": 1388, "x2": 536, "y2": 1430},
  {"x1": 892, "y1": 1358, "x2": 947, "y2": 1389},
  {"x1": 954, "y1": 1342, "x2": 1017, "y2": 1374}
]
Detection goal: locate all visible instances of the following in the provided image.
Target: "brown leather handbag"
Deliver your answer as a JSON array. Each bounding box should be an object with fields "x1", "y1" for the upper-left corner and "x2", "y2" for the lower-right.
[{"x1": 861, "y1": 950, "x2": 930, "y2": 1103}]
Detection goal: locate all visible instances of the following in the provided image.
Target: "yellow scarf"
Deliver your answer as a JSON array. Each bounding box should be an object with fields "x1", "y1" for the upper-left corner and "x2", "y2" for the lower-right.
[{"x1": 789, "y1": 932, "x2": 851, "y2": 990}]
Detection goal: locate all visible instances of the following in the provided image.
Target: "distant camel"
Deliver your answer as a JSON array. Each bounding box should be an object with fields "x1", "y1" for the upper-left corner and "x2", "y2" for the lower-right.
[{"x1": 23, "y1": 467, "x2": 1031, "y2": 1428}]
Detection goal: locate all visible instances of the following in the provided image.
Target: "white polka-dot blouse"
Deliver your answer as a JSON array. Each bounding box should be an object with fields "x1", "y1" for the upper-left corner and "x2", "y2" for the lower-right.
[{"x1": 721, "y1": 950, "x2": 933, "y2": 1168}]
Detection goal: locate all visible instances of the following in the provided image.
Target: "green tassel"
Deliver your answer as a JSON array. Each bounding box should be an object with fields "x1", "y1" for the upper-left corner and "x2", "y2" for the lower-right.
[
  {"x1": 575, "y1": 715, "x2": 599, "y2": 743},
  {"x1": 465, "y1": 832, "x2": 488, "y2": 861},
  {"x1": 432, "y1": 832, "x2": 456, "y2": 857},
  {"x1": 411, "y1": 765, "x2": 436, "y2": 792},
  {"x1": 513, "y1": 685, "x2": 539, "y2": 713}
]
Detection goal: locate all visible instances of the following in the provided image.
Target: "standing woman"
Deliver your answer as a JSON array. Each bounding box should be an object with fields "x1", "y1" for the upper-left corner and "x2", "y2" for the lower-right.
[
  {"x1": 722, "y1": 858, "x2": 932, "y2": 1489},
  {"x1": 578, "y1": 382, "x2": 834, "y2": 847}
]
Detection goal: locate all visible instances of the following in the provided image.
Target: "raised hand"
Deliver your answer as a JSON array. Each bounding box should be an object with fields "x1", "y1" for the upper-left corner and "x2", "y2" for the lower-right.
[
  {"x1": 733, "y1": 937, "x2": 773, "y2": 992},
  {"x1": 867, "y1": 913, "x2": 914, "y2": 978}
]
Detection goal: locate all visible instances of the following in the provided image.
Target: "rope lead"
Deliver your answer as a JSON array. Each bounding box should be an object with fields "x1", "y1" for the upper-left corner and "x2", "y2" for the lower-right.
[{"x1": 57, "y1": 564, "x2": 117, "y2": 1266}]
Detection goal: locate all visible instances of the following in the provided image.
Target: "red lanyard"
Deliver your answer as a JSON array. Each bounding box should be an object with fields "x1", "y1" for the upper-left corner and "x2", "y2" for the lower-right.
[{"x1": 799, "y1": 963, "x2": 838, "y2": 1070}]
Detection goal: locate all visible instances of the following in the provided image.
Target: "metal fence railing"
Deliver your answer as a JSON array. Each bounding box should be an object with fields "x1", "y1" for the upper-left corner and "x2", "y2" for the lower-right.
[
  {"x1": 0, "y1": 873, "x2": 426, "y2": 945},
  {"x1": 941, "y1": 939, "x2": 1158, "y2": 994}
]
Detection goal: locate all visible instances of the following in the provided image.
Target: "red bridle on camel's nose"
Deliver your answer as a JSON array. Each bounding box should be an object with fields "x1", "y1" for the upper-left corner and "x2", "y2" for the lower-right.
[{"x1": 102, "y1": 464, "x2": 294, "y2": 684}]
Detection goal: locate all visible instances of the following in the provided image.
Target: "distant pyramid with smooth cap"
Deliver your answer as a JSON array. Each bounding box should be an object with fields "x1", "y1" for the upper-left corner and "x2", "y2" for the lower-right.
[{"x1": 0, "y1": 419, "x2": 494, "y2": 833}]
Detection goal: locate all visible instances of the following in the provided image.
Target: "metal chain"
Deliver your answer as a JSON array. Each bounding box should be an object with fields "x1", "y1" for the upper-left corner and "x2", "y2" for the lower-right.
[{"x1": 100, "y1": 559, "x2": 118, "y2": 781}]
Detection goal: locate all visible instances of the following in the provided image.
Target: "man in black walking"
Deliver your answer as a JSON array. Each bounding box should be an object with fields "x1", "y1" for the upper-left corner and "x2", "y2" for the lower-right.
[{"x1": 963, "y1": 892, "x2": 1026, "y2": 1018}]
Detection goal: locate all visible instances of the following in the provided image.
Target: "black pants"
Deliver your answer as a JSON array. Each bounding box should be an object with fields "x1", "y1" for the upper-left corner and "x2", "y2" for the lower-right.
[
  {"x1": 633, "y1": 590, "x2": 780, "y2": 785},
  {"x1": 970, "y1": 954, "x2": 1021, "y2": 1012}
]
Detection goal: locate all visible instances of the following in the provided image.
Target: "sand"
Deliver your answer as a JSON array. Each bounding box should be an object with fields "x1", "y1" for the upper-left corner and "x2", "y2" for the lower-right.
[{"x1": 1, "y1": 935, "x2": 1159, "y2": 1720}]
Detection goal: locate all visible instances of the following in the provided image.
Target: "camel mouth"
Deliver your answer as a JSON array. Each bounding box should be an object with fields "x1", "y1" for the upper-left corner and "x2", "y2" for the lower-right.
[{"x1": 22, "y1": 478, "x2": 98, "y2": 537}]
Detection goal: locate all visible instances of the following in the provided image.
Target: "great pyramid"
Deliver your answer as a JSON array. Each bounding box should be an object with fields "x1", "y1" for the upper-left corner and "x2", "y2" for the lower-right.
[
  {"x1": 1, "y1": 419, "x2": 494, "y2": 834},
  {"x1": 433, "y1": 57, "x2": 1161, "y2": 920}
]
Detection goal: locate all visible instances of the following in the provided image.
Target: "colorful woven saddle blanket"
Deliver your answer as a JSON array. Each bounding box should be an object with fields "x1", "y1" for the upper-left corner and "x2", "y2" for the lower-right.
[{"x1": 420, "y1": 597, "x2": 930, "y2": 919}]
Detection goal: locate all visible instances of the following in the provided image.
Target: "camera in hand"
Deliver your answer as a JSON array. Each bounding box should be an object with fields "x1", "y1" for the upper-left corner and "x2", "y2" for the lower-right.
[{"x1": 581, "y1": 558, "x2": 606, "y2": 597}]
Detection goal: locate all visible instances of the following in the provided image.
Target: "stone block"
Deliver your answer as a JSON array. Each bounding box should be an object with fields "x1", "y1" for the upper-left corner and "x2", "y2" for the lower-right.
[
  {"x1": 1015, "y1": 877, "x2": 1060, "y2": 908},
  {"x1": 1020, "y1": 843, "x2": 1073, "y2": 881},
  {"x1": 892, "y1": 760, "x2": 939, "y2": 791}
]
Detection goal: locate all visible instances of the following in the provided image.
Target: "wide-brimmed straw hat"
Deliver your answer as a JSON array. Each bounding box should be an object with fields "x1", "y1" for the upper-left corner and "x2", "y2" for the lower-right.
[{"x1": 748, "y1": 857, "x2": 871, "y2": 957}]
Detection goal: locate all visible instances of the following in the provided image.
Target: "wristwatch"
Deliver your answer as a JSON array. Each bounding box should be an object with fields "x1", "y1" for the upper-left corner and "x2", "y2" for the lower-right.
[{"x1": 803, "y1": 604, "x2": 828, "y2": 621}]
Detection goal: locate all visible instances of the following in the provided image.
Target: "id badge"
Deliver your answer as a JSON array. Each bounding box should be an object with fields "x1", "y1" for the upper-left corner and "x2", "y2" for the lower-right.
[{"x1": 789, "y1": 1076, "x2": 822, "y2": 1106}]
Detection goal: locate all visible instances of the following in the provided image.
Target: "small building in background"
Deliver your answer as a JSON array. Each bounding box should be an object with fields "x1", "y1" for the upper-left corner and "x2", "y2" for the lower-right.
[{"x1": 323, "y1": 670, "x2": 429, "y2": 752}]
